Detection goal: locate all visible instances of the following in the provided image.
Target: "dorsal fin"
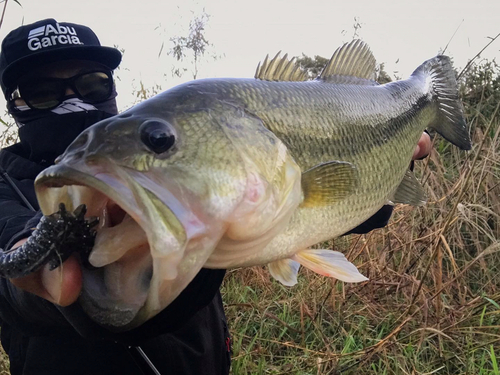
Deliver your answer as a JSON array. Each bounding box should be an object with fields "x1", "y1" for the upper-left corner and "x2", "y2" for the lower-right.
[
  {"x1": 255, "y1": 52, "x2": 308, "y2": 82},
  {"x1": 319, "y1": 39, "x2": 377, "y2": 84}
]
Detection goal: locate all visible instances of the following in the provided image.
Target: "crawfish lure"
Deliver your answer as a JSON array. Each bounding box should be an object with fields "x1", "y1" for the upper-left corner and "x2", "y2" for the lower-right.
[{"x1": 0, "y1": 203, "x2": 98, "y2": 279}]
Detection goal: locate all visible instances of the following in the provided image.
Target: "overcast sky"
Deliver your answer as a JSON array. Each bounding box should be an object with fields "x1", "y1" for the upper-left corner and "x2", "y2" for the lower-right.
[{"x1": 0, "y1": 0, "x2": 498, "y2": 111}]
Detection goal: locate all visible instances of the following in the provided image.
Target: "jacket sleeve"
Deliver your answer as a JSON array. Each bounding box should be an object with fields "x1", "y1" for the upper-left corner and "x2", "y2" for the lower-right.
[{"x1": 344, "y1": 205, "x2": 393, "y2": 235}]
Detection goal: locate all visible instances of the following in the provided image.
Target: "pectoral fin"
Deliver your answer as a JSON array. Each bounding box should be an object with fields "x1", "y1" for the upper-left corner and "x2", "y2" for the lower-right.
[
  {"x1": 293, "y1": 249, "x2": 368, "y2": 282},
  {"x1": 268, "y1": 258, "x2": 301, "y2": 286},
  {"x1": 301, "y1": 161, "x2": 357, "y2": 208},
  {"x1": 392, "y1": 169, "x2": 427, "y2": 206}
]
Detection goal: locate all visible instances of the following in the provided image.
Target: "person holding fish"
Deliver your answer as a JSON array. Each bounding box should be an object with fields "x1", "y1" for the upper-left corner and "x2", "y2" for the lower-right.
[
  {"x1": 0, "y1": 19, "x2": 231, "y2": 375},
  {"x1": 0, "y1": 18, "x2": 437, "y2": 375}
]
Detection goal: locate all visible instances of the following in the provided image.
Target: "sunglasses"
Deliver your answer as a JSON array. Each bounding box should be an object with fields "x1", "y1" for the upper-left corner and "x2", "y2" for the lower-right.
[{"x1": 10, "y1": 70, "x2": 114, "y2": 110}]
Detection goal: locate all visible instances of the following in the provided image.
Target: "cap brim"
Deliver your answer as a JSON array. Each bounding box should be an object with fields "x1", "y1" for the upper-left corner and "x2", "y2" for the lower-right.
[{"x1": 2, "y1": 45, "x2": 122, "y2": 91}]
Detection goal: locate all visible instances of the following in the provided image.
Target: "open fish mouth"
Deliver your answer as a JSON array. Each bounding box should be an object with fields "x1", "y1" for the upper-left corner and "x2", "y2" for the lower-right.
[{"x1": 35, "y1": 165, "x2": 187, "y2": 329}]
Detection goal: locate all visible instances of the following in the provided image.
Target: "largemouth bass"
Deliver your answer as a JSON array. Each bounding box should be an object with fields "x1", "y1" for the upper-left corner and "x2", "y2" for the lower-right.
[{"x1": 33, "y1": 40, "x2": 470, "y2": 329}]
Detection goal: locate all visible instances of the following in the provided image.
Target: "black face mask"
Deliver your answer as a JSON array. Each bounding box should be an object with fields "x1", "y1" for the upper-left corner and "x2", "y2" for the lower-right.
[{"x1": 11, "y1": 97, "x2": 118, "y2": 167}]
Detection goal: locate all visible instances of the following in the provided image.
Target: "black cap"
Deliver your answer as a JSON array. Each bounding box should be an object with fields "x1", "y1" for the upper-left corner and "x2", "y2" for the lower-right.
[{"x1": 0, "y1": 18, "x2": 122, "y2": 98}]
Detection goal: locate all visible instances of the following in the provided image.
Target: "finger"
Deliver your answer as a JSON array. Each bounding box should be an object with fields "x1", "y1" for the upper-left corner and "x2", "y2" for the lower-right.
[
  {"x1": 11, "y1": 255, "x2": 82, "y2": 306},
  {"x1": 413, "y1": 132, "x2": 432, "y2": 160},
  {"x1": 41, "y1": 255, "x2": 82, "y2": 306}
]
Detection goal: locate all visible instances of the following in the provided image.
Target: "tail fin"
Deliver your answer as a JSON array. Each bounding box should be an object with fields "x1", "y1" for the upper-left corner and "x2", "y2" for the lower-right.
[{"x1": 412, "y1": 55, "x2": 471, "y2": 150}]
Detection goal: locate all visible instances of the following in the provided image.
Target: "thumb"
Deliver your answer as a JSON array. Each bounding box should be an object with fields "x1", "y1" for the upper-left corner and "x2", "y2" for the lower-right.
[{"x1": 41, "y1": 255, "x2": 82, "y2": 306}]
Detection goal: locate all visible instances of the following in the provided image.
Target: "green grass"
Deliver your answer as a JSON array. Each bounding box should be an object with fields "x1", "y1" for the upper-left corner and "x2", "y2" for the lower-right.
[{"x1": 222, "y1": 247, "x2": 500, "y2": 374}]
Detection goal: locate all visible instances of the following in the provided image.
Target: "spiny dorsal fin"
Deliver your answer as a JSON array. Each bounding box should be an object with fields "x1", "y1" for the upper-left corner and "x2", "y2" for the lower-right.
[
  {"x1": 255, "y1": 52, "x2": 308, "y2": 82},
  {"x1": 319, "y1": 39, "x2": 377, "y2": 84}
]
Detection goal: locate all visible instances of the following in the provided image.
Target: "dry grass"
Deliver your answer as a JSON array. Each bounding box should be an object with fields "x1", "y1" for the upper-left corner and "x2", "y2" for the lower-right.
[{"x1": 0, "y1": 347, "x2": 8, "y2": 375}]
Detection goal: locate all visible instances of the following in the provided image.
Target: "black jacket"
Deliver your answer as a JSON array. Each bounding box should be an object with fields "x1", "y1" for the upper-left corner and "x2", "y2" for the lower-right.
[{"x1": 0, "y1": 143, "x2": 231, "y2": 374}]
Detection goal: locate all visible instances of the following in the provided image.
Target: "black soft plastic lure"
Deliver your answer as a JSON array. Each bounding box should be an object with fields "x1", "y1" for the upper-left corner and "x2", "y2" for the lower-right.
[{"x1": 0, "y1": 203, "x2": 98, "y2": 279}]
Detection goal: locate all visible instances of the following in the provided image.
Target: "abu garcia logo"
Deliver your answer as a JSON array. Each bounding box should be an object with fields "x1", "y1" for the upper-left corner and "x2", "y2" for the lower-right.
[{"x1": 27, "y1": 23, "x2": 83, "y2": 51}]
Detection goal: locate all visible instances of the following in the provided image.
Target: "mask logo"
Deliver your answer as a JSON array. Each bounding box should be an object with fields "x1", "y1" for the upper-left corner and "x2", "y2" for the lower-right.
[{"x1": 27, "y1": 23, "x2": 82, "y2": 51}]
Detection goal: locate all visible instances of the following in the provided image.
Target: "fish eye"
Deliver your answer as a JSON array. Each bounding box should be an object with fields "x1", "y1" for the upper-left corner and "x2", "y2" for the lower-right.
[{"x1": 139, "y1": 120, "x2": 176, "y2": 154}]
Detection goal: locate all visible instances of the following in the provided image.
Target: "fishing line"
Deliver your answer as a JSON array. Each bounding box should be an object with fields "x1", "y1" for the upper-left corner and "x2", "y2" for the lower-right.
[
  {"x1": 125, "y1": 345, "x2": 162, "y2": 375},
  {"x1": 135, "y1": 346, "x2": 162, "y2": 375},
  {"x1": 0, "y1": 166, "x2": 36, "y2": 211}
]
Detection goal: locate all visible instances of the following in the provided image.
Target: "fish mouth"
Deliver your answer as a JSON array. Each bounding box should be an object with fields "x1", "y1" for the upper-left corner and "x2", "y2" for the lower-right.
[{"x1": 35, "y1": 165, "x2": 193, "y2": 330}]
